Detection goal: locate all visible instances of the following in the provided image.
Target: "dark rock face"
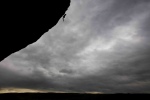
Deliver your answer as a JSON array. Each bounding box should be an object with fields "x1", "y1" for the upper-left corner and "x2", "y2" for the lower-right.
[{"x1": 0, "y1": 0, "x2": 70, "y2": 61}]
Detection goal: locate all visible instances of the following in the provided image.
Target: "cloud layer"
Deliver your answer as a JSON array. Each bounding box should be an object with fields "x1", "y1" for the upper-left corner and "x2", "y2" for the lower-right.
[{"x1": 0, "y1": 0, "x2": 150, "y2": 93}]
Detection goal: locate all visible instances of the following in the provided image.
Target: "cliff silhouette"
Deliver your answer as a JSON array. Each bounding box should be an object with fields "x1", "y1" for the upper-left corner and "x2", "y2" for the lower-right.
[{"x1": 0, "y1": 0, "x2": 70, "y2": 61}]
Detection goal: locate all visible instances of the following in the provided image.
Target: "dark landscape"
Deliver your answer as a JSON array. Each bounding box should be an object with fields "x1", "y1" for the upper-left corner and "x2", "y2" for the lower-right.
[{"x1": 0, "y1": 93, "x2": 148, "y2": 100}]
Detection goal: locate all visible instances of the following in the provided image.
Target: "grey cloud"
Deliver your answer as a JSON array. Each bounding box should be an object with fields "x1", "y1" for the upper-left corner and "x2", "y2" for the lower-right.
[
  {"x1": 0, "y1": 64, "x2": 54, "y2": 90},
  {"x1": 0, "y1": 0, "x2": 150, "y2": 93}
]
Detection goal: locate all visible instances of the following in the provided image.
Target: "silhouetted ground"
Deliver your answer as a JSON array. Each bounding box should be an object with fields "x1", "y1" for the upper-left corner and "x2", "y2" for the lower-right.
[{"x1": 0, "y1": 93, "x2": 148, "y2": 100}]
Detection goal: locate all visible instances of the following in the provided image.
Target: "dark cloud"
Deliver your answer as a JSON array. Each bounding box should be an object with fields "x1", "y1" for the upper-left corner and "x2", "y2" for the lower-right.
[
  {"x1": 0, "y1": 64, "x2": 54, "y2": 90},
  {"x1": 0, "y1": 0, "x2": 150, "y2": 93}
]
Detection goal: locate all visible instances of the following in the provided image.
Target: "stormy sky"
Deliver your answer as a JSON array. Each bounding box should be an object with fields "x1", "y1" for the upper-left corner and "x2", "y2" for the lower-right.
[{"x1": 0, "y1": 0, "x2": 150, "y2": 93}]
